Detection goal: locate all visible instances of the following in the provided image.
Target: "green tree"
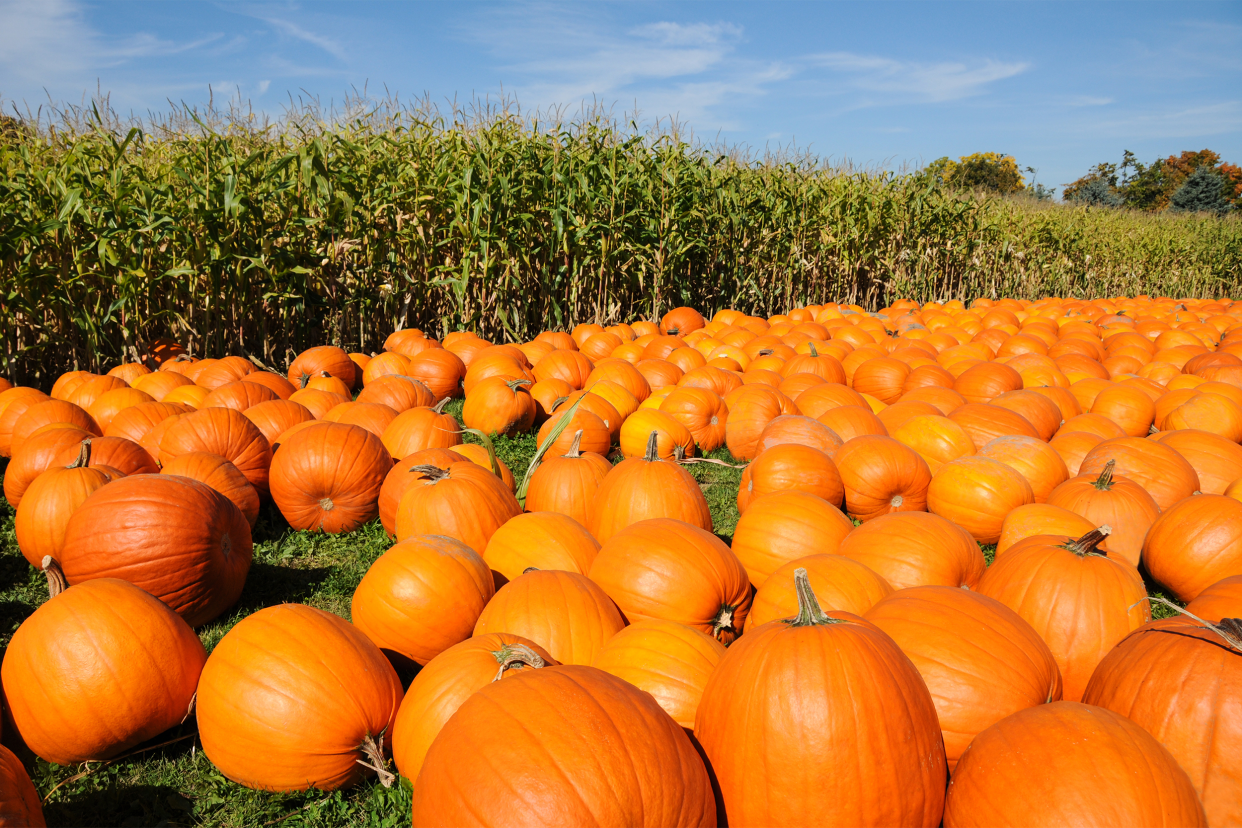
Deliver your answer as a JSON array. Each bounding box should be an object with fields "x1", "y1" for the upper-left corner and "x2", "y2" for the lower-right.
[
  {"x1": 1072, "y1": 178, "x2": 1123, "y2": 207},
  {"x1": 1169, "y1": 166, "x2": 1232, "y2": 214}
]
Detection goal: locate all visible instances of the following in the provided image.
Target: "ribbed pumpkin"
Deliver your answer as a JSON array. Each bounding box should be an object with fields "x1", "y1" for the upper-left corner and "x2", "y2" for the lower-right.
[
  {"x1": 60, "y1": 475, "x2": 252, "y2": 627},
  {"x1": 194, "y1": 356, "x2": 255, "y2": 390},
  {"x1": 1151, "y1": 428, "x2": 1242, "y2": 494},
  {"x1": 723, "y1": 384, "x2": 798, "y2": 460},
  {"x1": 473, "y1": 569, "x2": 626, "y2": 665},
  {"x1": 53, "y1": 433, "x2": 157, "y2": 477},
  {"x1": 13, "y1": 440, "x2": 115, "y2": 567},
  {"x1": 405, "y1": 348, "x2": 466, "y2": 401},
  {"x1": 927, "y1": 456, "x2": 1035, "y2": 543},
  {"x1": 159, "y1": 407, "x2": 272, "y2": 494},
  {"x1": 1045, "y1": 460, "x2": 1159, "y2": 566},
  {"x1": 0, "y1": 744, "x2": 45, "y2": 827},
  {"x1": 996, "y1": 503, "x2": 1100, "y2": 556},
  {"x1": 975, "y1": 434, "x2": 1069, "y2": 503},
  {"x1": 66, "y1": 375, "x2": 128, "y2": 411},
  {"x1": 269, "y1": 422, "x2": 392, "y2": 533},
  {"x1": 978, "y1": 528, "x2": 1150, "y2": 701},
  {"x1": 1143, "y1": 494, "x2": 1242, "y2": 602},
  {"x1": 376, "y1": 448, "x2": 466, "y2": 535},
  {"x1": 948, "y1": 402, "x2": 1040, "y2": 447},
  {"x1": 587, "y1": 431, "x2": 711, "y2": 543},
  {"x1": 411, "y1": 665, "x2": 715, "y2": 827},
  {"x1": 462, "y1": 377, "x2": 536, "y2": 436},
  {"x1": 391, "y1": 634, "x2": 555, "y2": 781},
  {"x1": 589, "y1": 518, "x2": 751, "y2": 643},
  {"x1": 380, "y1": 399, "x2": 462, "y2": 459},
  {"x1": 1090, "y1": 383, "x2": 1157, "y2": 437},
  {"x1": 753, "y1": 413, "x2": 843, "y2": 456},
  {"x1": 816, "y1": 403, "x2": 888, "y2": 442},
  {"x1": 619, "y1": 408, "x2": 695, "y2": 459},
  {"x1": 989, "y1": 389, "x2": 1064, "y2": 440},
  {"x1": 889, "y1": 413, "x2": 976, "y2": 472},
  {"x1": 1161, "y1": 390, "x2": 1242, "y2": 441},
  {"x1": 738, "y1": 443, "x2": 843, "y2": 511},
  {"x1": 1077, "y1": 436, "x2": 1199, "y2": 511},
  {"x1": 943, "y1": 702, "x2": 1206, "y2": 828},
  {"x1": 356, "y1": 374, "x2": 436, "y2": 412},
  {"x1": 1083, "y1": 616, "x2": 1241, "y2": 826},
  {"x1": 196, "y1": 604, "x2": 404, "y2": 791},
  {"x1": 748, "y1": 553, "x2": 893, "y2": 626},
  {"x1": 695, "y1": 570, "x2": 946, "y2": 827},
  {"x1": 592, "y1": 619, "x2": 726, "y2": 727},
  {"x1": 832, "y1": 435, "x2": 932, "y2": 521},
  {"x1": 535, "y1": 407, "x2": 611, "y2": 456},
  {"x1": 104, "y1": 399, "x2": 189, "y2": 444},
  {"x1": 202, "y1": 380, "x2": 278, "y2": 413},
  {"x1": 482, "y1": 511, "x2": 600, "y2": 586},
  {"x1": 242, "y1": 399, "x2": 314, "y2": 446},
  {"x1": 240, "y1": 370, "x2": 297, "y2": 400},
  {"x1": 730, "y1": 491, "x2": 855, "y2": 588},
  {"x1": 1, "y1": 578, "x2": 206, "y2": 764},
  {"x1": 328, "y1": 402, "x2": 398, "y2": 441},
  {"x1": 834, "y1": 510, "x2": 986, "y2": 589},
  {"x1": 287, "y1": 345, "x2": 356, "y2": 389},
  {"x1": 1185, "y1": 574, "x2": 1242, "y2": 620},
  {"x1": 953, "y1": 361, "x2": 1023, "y2": 403},
  {"x1": 161, "y1": 451, "x2": 260, "y2": 528},
  {"x1": 2, "y1": 425, "x2": 93, "y2": 508},
  {"x1": 794, "y1": 382, "x2": 867, "y2": 418},
  {"x1": 864, "y1": 586, "x2": 1062, "y2": 770},
  {"x1": 11, "y1": 398, "x2": 100, "y2": 448},
  {"x1": 352, "y1": 535, "x2": 495, "y2": 666},
  {"x1": 395, "y1": 461, "x2": 522, "y2": 552}
]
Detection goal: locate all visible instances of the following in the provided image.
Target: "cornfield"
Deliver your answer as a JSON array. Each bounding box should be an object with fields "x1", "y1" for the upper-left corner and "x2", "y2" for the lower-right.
[{"x1": 2, "y1": 96, "x2": 1239, "y2": 384}]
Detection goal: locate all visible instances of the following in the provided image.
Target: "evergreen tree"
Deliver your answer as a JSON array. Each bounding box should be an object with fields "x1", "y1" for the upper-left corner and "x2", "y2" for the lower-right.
[
  {"x1": 1169, "y1": 167, "x2": 1232, "y2": 215},
  {"x1": 1071, "y1": 178, "x2": 1123, "y2": 208}
]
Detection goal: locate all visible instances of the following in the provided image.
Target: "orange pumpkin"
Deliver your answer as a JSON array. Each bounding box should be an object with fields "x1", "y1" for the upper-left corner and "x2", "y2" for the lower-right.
[
  {"x1": 730, "y1": 491, "x2": 855, "y2": 588},
  {"x1": 0, "y1": 744, "x2": 45, "y2": 826},
  {"x1": 975, "y1": 434, "x2": 1069, "y2": 502},
  {"x1": 240, "y1": 370, "x2": 297, "y2": 400},
  {"x1": 405, "y1": 348, "x2": 467, "y2": 401},
  {"x1": 748, "y1": 553, "x2": 892, "y2": 626},
  {"x1": 287, "y1": 345, "x2": 356, "y2": 389},
  {"x1": 196, "y1": 604, "x2": 404, "y2": 791},
  {"x1": 160, "y1": 451, "x2": 260, "y2": 528},
  {"x1": 618, "y1": 408, "x2": 695, "y2": 459},
  {"x1": 1091, "y1": 384, "x2": 1157, "y2": 437},
  {"x1": 462, "y1": 377, "x2": 536, "y2": 436},
  {"x1": 376, "y1": 448, "x2": 467, "y2": 536},
  {"x1": 927, "y1": 456, "x2": 1036, "y2": 543},
  {"x1": 13, "y1": 439, "x2": 116, "y2": 567},
  {"x1": 587, "y1": 431, "x2": 711, "y2": 543},
  {"x1": 954, "y1": 361, "x2": 1023, "y2": 403},
  {"x1": 832, "y1": 435, "x2": 932, "y2": 521},
  {"x1": 104, "y1": 400, "x2": 190, "y2": 444},
  {"x1": 159, "y1": 407, "x2": 272, "y2": 494},
  {"x1": 1185, "y1": 574, "x2": 1242, "y2": 621},
  {"x1": 753, "y1": 413, "x2": 843, "y2": 456},
  {"x1": 1077, "y1": 436, "x2": 1199, "y2": 511},
  {"x1": 524, "y1": 431, "x2": 615, "y2": 525},
  {"x1": 380, "y1": 399, "x2": 462, "y2": 459},
  {"x1": 2, "y1": 425, "x2": 93, "y2": 508},
  {"x1": 241, "y1": 399, "x2": 315, "y2": 446},
  {"x1": 835, "y1": 510, "x2": 986, "y2": 589},
  {"x1": 483, "y1": 511, "x2": 601, "y2": 586},
  {"x1": 723, "y1": 384, "x2": 798, "y2": 460},
  {"x1": 1143, "y1": 494, "x2": 1242, "y2": 602},
  {"x1": 850, "y1": 356, "x2": 910, "y2": 403},
  {"x1": 996, "y1": 503, "x2": 1100, "y2": 556},
  {"x1": 395, "y1": 460, "x2": 522, "y2": 552},
  {"x1": 1150, "y1": 428, "x2": 1242, "y2": 494},
  {"x1": 202, "y1": 380, "x2": 279, "y2": 413},
  {"x1": 1048, "y1": 429, "x2": 1106, "y2": 476},
  {"x1": 356, "y1": 374, "x2": 436, "y2": 412},
  {"x1": 738, "y1": 443, "x2": 843, "y2": 512},
  {"x1": 1044, "y1": 460, "x2": 1159, "y2": 566},
  {"x1": 658, "y1": 386, "x2": 728, "y2": 451}
]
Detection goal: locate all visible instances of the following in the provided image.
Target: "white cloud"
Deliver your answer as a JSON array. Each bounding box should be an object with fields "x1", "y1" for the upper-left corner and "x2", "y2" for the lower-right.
[
  {"x1": 262, "y1": 17, "x2": 348, "y2": 62},
  {"x1": 809, "y1": 52, "x2": 1029, "y2": 103}
]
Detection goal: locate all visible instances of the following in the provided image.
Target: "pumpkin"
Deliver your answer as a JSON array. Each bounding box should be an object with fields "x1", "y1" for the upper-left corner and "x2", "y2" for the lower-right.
[
  {"x1": 694, "y1": 569, "x2": 946, "y2": 827},
  {"x1": 473, "y1": 569, "x2": 626, "y2": 665},
  {"x1": 162, "y1": 383, "x2": 210, "y2": 409},
  {"x1": 875, "y1": 399, "x2": 941, "y2": 433},
  {"x1": 60, "y1": 475, "x2": 252, "y2": 627},
  {"x1": 66, "y1": 375, "x2": 128, "y2": 411},
  {"x1": 195, "y1": 356, "x2": 256, "y2": 390},
  {"x1": 483, "y1": 511, "x2": 600, "y2": 586},
  {"x1": 851, "y1": 356, "x2": 910, "y2": 403},
  {"x1": 104, "y1": 400, "x2": 190, "y2": 443},
  {"x1": 954, "y1": 361, "x2": 1023, "y2": 403},
  {"x1": 462, "y1": 377, "x2": 536, "y2": 436},
  {"x1": 53, "y1": 434, "x2": 157, "y2": 477},
  {"x1": 948, "y1": 402, "x2": 1041, "y2": 447},
  {"x1": 1162, "y1": 391, "x2": 1242, "y2": 441},
  {"x1": 989, "y1": 389, "x2": 1064, "y2": 440},
  {"x1": 1083, "y1": 616, "x2": 1241, "y2": 826},
  {"x1": 781, "y1": 344, "x2": 847, "y2": 384},
  {"x1": 1044, "y1": 460, "x2": 1159, "y2": 566},
  {"x1": 1143, "y1": 494, "x2": 1242, "y2": 602},
  {"x1": 738, "y1": 443, "x2": 843, "y2": 512},
  {"x1": 794, "y1": 382, "x2": 867, "y2": 418},
  {"x1": 551, "y1": 390, "x2": 623, "y2": 438},
  {"x1": 352, "y1": 534, "x2": 495, "y2": 666},
  {"x1": 380, "y1": 399, "x2": 462, "y2": 459},
  {"x1": 1150, "y1": 428, "x2": 1242, "y2": 494},
  {"x1": 14, "y1": 440, "x2": 116, "y2": 567},
  {"x1": 1185, "y1": 574, "x2": 1242, "y2": 621},
  {"x1": 1077, "y1": 436, "x2": 1200, "y2": 511},
  {"x1": 525, "y1": 432, "x2": 614, "y2": 525},
  {"x1": 1, "y1": 578, "x2": 205, "y2": 764},
  {"x1": 48, "y1": 372, "x2": 95, "y2": 401},
  {"x1": 748, "y1": 553, "x2": 892, "y2": 626},
  {"x1": 865, "y1": 585, "x2": 1062, "y2": 770},
  {"x1": 1028, "y1": 384, "x2": 1082, "y2": 421},
  {"x1": 1089, "y1": 383, "x2": 1157, "y2": 437},
  {"x1": 356, "y1": 374, "x2": 436, "y2": 412},
  {"x1": 1056, "y1": 411, "x2": 1126, "y2": 439},
  {"x1": 0, "y1": 744, "x2": 45, "y2": 826},
  {"x1": 11, "y1": 398, "x2": 100, "y2": 448},
  {"x1": 411, "y1": 665, "x2": 715, "y2": 827},
  {"x1": 288, "y1": 387, "x2": 349, "y2": 418},
  {"x1": 658, "y1": 386, "x2": 729, "y2": 451},
  {"x1": 975, "y1": 434, "x2": 1068, "y2": 503},
  {"x1": 900, "y1": 385, "x2": 967, "y2": 415},
  {"x1": 1048, "y1": 429, "x2": 1105, "y2": 476},
  {"x1": 2, "y1": 425, "x2": 93, "y2": 508},
  {"x1": 395, "y1": 460, "x2": 522, "y2": 552},
  {"x1": 202, "y1": 380, "x2": 279, "y2": 413},
  {"x1": 889, "y1": 413, "x2": 976, "y2": 473},
  {"x1": 661, "y1": 306, "x2": 706, "y2": 336},
  {"x1": 592, "y1": 619, "x2": 725, "y2": 727},
  {"x1": 927, "y1": 456, "x2": 1036, "y2": 543},
  {"x1": 196, "y1": 604, "x2": 403, "y2": 791},
  {"x1": 753, "y1": 413, "x2": 843, "y2": 456},
  {"x1": 240, "y1": 370, "x2": 297, "y2": 400},
  {"x1": 832, "y1": 434, "x2": 932, "y2": 521},
  {"x1": 287, "y1": 345, "x2": 356, "y2": 389},
  {"x1": 362, "y1": 352, "x2": 412, "y2": 386},
  {"x1": 400, "y1": 349, "x2": 465, "y2": 401},
  {"x1": 943, "y1": 702, "x2": 1206, "y2": 828},
  {"x1": 589, "y1": 518, "x2": 752, "y2": 643},
  {"x1": 162, "y1": 451, "x2": 260, "y2": 528},
  {"x1": 996, "y1": 503, "x2": 1099, "y2": 556},
  {"x1": 159, "y1": 407, "x2": 272, "y2": 494},
  {"x1": 446, "y1": 442, "x2": 515, "y2": 491},
  {"x1": 978, "y1": 528, "x2": 1150, "y2": 701},
  {"x1": 376, "y1": 448, "x2": 467, "y2": 535},
  {"x1": 241, "y1": 399, "x2": 315, "y2": 446},
  {"x1": 587, "y1": 431, "x2": 711, "y2": 543},
  {"x1": 391, "y1": 634, "x2": 555, "y2": 781},
  {"x1": 835, "y1": 510, "x2": 986, "y2": 589},
  {"x1": 723, "y1": 384, "x2": 799, "y2": 460},
  {"x1": 730, "y1": 491, "x2": 855, "y2": 588},
  {"x1": 532, "y1": 349, "x2": 594, "y2": 389},
  {"x1": 816, "y1": 404, "x2": 888, "y2": 442}
]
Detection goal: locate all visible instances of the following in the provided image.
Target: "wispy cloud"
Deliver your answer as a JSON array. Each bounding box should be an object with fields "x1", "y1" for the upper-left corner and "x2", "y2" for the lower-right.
[
  {"x1": 262, "y1": 17, "x2": 348, "y2": 62},
  {"x1": 809, "y1": 52, "x2": 1029, "y2": 104}
]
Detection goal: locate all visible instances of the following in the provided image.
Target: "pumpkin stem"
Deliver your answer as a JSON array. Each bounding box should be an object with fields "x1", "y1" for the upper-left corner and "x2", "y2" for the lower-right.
[
  {"x1": 491, "y1": 643, "x2": 547, "y2": 681},
  {"x1": 712, "y1": 605, "x2": 738, "y2": 642},
  {"x1": 1093, "y1": 460, "x2": 1116, "y2": 491},
  {"x1": 565, "y1": 429, "x2": 584, "y2": 458},
  {"x1": 506, "y1": 378, "x2": 532, "y2": 391},
  {"x1": 1062, "y1": 525, "x2": 1111, "y2": 557},
  {"x1": 1141, "y1": 598, "x2": 1242, "y2": 652},
  {"x1": 674, "y1": 443, "x2": 686, "y2": 462},
  {"x1": 551, "y1": 396, "x2": 569, "y2": 411},
  {"x1": 180, "y1": 692, "x2": 197, "y2": 725},
  {"x1": 643, "y1": 431, "x2": 661, "y2": 462},
  {"x1": 67, "y1": 438, "x2": 92, "y2": 469},
  {"x1": 431, "y1": 397, "x2": 451, "y2": 413},
  {"x1": 409, "y1": 464, "x2": 449, "y2": 482},
  {"x1": 785, "y1": 568, "x2": 841, "y2": 627},
  {"x1": 356, "y1": 733, "x2": 396, "y2": 788},
  {"x1": 809, "y1": 342, "x2": 819, "y2": 357},
  {"x1": 299, "y1": 374, "x2": 310, "y2": 389},
  {"x1": 42, "y1": 556, "x2": 67, "y2": 598},
  {"x1": 758, "y1": 349, "x2": 773, "y2": 357}
]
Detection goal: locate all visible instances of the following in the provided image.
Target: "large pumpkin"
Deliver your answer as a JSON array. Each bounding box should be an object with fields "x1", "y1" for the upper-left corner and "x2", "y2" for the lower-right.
[
  {"x1": 395, "y1": 461, "x2": 522, "y2": 552},
  {"x1": 411, "y1": 665, "x2": 716, "y2": 827},
  {"x1": 832, "y1": 434, "x2": 932, "y2": 521},
  {"x1": 587, "y1": 431, "x2": 711, "y2": 543},
  {"x1": 14, "y1": 439, "x2": 116, "y2": 567},
  {"x1": 748, "y1": 553, "x2": 893, "y2": 626},
  {"x1": 197, "y1": 604, "x2": 404, "y2": 791},
  {"x1": 1185, "y1": 574, "x2": 1242, "y2": 621},
  {"x1": 1077, "y1": 436, "x2": 1199, "y2": 511},
  {"x1": 1083, "y1": 617, "x2": 1241, "y2": 826},
  {"x1": 731, "y1": 490, "x2": 855, "y2": 588},
  {"x1": 159, "y1": 407, "x2": 272, "y2": 494},
  {"x1": 462, "y1": 377, "x2": 537, "y2": 436},
  {"x1": 391, "y1": 633, "x2": 555, "y2": 781},
  {"x1": 927, "y1": 456, "x2": 1035, "y2": 543},
  {"x1": 2, "y1": 425, "x2": 93, "y2": 508},
  {"x1": 375, "y1": 448, "x2": 466, "y2": 536},
  {"x1": 352, "y1": 535, "x2": 495, "y2": 666},
  {"x1": 724, "y1": 384, "x2": 798, "y2": 460},
  {"x1": 0, "y1": 744, "x2": 45, "y2": 827},
  {"x1": 659, "y1": 386, "x2": 728, "y2": 451},
  {"x1": 978, "y1": 528, "x2": 1150, "y2": 701},
  {"x1": 975, "y1": 434, "x2": 1068, "y2": 503},
  {"x1": 588, "y1": 518, "x2": 752, "y2": 643},
  {"x1": 1143, "y1": 494, "x2": 1242, "y2": 602},
  {"x1": 943, "y1": 702, "x2": 1206, "y2": 827},
  {"x1": 269, "y1": 422, "x2": 392, "y2": 533},
  {"x1": 473, "y1": 569, "x2": 626, "y2": 665},
  {"x1": 996, "y1": 502, "x2": 1100, "y2": 556},
  {"x1": 1150, "y1": 428, "x2": 1242, "y2": 495},
  {"x1": 1, "y1": 578, "x2": 205, "y2": 764},
  {"x1": 60, "y1": 475, "x2": 252, "y2": 627},
  {"x1": 694, "y1": 570, "x2": 946, "y2": 827},
  {"x1": 1045, "y1": 459, "x2": 1159, "y2": 566},
  {"x1": 738, "y1": 443, "x2": 843, "y2": 511},
  {"x1": 864, "y1": 585, "x2": 1062, "y2": 770},
  {"x1": 287, "y1": 345, "x2": 356, "y2": 389},
  {"x1": 834, "y1": 510, "x2": 986, "y2": 589},
  {"x1": 889, "y1": 413, "x2": 976, "y2": 473},
  {"x1": 161, "y1": 451, "x2": 260, "y2": 528},
  {"x1": 482, "y1": 511, "x2": 600, "y2": 586},
  {"x1": 356, "y1": 374, "x2": 436, "y2": 412},
  {"x1": 593, "y1": 619, "x2": 726, "y2": 727},
  {"x1": 380, "y1": 399, "x2": 462, "y2": 458}
]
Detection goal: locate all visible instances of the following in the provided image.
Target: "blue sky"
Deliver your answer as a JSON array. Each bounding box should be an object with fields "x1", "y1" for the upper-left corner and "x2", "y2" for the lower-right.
[{"x1": 2, "y1": 1, "x2": 1239, "y2": 194}]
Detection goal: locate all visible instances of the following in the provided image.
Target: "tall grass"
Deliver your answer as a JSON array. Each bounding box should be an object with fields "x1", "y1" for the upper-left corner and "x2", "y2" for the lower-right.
[{"x1": 2, "y1": 95, "x2": 1238, "y2": 383}]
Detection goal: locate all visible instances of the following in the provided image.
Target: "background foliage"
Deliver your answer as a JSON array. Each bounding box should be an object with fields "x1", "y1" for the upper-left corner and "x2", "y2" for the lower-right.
[{"x1": 2, "y1": 98, "x2": 1240, "y2": 385}]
